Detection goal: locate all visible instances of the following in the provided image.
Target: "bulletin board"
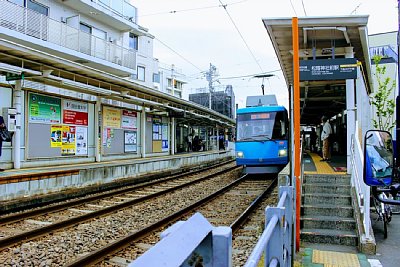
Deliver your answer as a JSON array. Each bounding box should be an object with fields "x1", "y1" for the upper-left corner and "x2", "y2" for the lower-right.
[
  {"x1": 102, "y1": 128, "x2": 125, "y2": 154},
  {"x1": 28, "y1": 123, "x2": 62, "y2": 158}
]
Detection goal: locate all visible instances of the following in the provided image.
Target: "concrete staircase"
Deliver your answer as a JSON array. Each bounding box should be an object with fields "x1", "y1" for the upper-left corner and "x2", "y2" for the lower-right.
[{"x1": 300, "y1": 174, "x2": 358, "y2": 246}]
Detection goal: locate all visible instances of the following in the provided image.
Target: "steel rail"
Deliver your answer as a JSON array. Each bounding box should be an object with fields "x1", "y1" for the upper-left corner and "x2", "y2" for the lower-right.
[
  {"x1": 0, "y1": 165, "x2": 240, "y2": 250},
  {"x1": 66, "y1": 174, "x2": 250, "y2": 267},
  {"x1": 230, "y1": 176, "x2": 278, "y2": 232},
  {"x1": 0, "y1": 160, "x2": 235, "y2": 225}
]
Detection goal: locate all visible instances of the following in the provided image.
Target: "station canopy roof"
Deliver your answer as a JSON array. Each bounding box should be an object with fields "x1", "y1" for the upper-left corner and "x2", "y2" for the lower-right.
[
  {"x1": 263, "y1": 16, "x2": 372, "y2": 125},
  {"x1": 0, "y1": 38, "x2": 235, "y2": 128}
]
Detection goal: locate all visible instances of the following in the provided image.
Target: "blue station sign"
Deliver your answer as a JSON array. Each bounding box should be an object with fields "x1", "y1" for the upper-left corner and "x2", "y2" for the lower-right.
[{"x1": 300, "y1": 58, "x2": 358, "y2": 81}]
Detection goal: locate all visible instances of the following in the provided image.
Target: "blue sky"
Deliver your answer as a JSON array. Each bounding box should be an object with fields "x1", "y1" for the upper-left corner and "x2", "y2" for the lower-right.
[{"x1": 134, "y1": 0, "x2": 398, "y2": 108}]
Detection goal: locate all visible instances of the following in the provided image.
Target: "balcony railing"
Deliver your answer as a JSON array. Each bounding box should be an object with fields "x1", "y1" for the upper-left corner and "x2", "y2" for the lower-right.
[
  {"x1": 95, "y1": 0, "x2": 137, "y2": 24},
  {"x1": 0, "y1": 1, "x2": 136, "y2": 70}
]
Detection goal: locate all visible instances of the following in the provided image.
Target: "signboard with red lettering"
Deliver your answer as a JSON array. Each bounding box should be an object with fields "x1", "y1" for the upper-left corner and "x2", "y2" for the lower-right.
[
  {"x1": 122, "y1": 110, "x2": 137, "y2": 129},
  {"x1": 63, "y1": 100, "x2": 88, "y2": 126}
]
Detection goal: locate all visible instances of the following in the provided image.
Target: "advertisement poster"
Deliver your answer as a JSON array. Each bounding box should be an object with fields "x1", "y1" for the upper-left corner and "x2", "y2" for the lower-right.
[
  {"x1": 75, "y1": 127, "x2": 88, "y2": 155},
  {"x1": 50, "y1": 125, "x2": 62, "y2": 147},
  {"x1": 124, "y1": 131, "x2": 137, "y2": 152},
  {"x1": 162, "y1": 124, "x2": 168, "y2": 151},
  {"x1": 103, "y1": 106, "x2": 121, "y2": 128},
  {"x1": 103, "y1": 128, "x2": 114, "y2": 148},
  {"x1": 122, "y1": 110, "x2": 137, "y2": 129},
  {"x1": 29, "y1": 93, "x2": 61, "y2": 123},
  {"x1": 63, "y1": 100, "x2": 88, "y2": 126},
  {"x1": 61, "y1": 125, "x2": 76, "y2": 155}
]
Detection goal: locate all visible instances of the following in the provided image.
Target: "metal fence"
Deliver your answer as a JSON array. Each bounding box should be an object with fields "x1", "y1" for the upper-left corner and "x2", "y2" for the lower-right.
[
  {"x1": 244, "y1": 182, "x2": 294, "y2": 267},
  {"x1": 0, "y1": 0, "x2": 136, "y2": 70}
]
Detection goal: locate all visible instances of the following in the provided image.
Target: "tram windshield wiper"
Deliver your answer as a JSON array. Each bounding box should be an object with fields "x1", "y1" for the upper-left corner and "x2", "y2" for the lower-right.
[{"x1": 251, "y1": 134, "x2": 277, "y2": 143}]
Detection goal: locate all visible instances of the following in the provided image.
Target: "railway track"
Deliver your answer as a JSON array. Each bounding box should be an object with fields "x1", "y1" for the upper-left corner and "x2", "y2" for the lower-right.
[
  {"x1": 70, "y1": 176, "x2": 278, "y2": 267},
  {"x1": 0, "y1": 163, "x2": 243, "y2": 266}
]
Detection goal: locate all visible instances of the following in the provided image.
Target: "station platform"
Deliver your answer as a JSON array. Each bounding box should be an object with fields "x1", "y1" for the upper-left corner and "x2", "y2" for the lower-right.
[
  {"x1": 298, "y1": 151, "x2": 398, "y2": 267},
  {"x1": 303, "y1": 151, "x2": 347, "y2": 175},
  {"x1": 0, "y1": 150, "x2": 234, "y2": 209}
]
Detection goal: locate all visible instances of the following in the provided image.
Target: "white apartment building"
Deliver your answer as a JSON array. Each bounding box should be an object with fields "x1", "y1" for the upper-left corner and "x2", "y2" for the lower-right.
[
  {"x1": 369, "y1": 31, "x2": 398, "y2": 135},
  {"x1": 156, "y1": 62, "x2": 186, "y2": 99},
  {"x1": 1, "y1": 0, "x2": 186, "y2": 92},
  {"x1": 0, "y1": 0, "x2": 218, "y2": 170}
]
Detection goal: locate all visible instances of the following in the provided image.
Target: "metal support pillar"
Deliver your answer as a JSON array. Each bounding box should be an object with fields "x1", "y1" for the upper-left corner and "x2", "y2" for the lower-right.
[
  {"x1": 141, "y1": 109, "x2": 146, "y2": 158},
  {"x1": 345, "y1": 47, "x2": 355, "y2": 174},
  {"x1": 171, "y1": 117, "x2": 175, "y2": 155},
  {"x1": 95, "y1": 96, "x2": 101, "y2": 162},
  {"x1": 12, "y1": 80, "x2": 22, "y2": 169}
]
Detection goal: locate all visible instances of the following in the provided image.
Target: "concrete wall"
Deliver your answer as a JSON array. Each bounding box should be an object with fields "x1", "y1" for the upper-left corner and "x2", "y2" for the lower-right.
[{"x1": 0, "y1": 151, "x2": 235, "y2": 201}]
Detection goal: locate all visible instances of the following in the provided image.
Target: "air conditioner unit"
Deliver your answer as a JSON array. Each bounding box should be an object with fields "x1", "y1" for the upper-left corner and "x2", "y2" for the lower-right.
[{"x1": 61, "y1": 17, "x2": 67, "y2": 23}]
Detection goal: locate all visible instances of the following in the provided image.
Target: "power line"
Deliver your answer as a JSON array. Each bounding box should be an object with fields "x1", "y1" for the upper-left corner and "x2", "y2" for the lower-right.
[
  {"x1": 155, "y1": 37, "x2": 203, "y2": 72},
  {"x1": 139, "y1": 0, "x2": 250, "y2": 17},
  {"x1": 288, "y1": 0, "x2": 298, "y2": 16},
  {"x1": 217, "y1": 0, "x2": 264, "y2": 73},
  {"x1": 350, "y1": 2, "x2": 362, "y2": 15},
  {"x1": 301, "y1": 0, "x2": 307, "y2": 16},
  {"x1": 218, "y1": 69, "x2": 282, "y2": 80}
]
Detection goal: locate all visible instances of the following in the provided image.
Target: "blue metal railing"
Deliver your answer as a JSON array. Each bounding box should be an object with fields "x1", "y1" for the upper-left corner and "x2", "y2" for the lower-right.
[{"x1": 244, "y1": 183, "x2": 294, "y2": 267}]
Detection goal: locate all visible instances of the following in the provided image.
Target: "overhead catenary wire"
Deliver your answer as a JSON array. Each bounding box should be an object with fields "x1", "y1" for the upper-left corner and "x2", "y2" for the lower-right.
[
  {"x1": 139, "y1": 0, "x2": 251, "y2": 17},
  {"x1": 217, "y1": 0, "x2": 264, "y2": 73},
  {"x1": 218, "y1": 69, "x2": 282, "y2": 80},
  {"x1": 289, "y1": 0, "x2": 298, "y2": 16},
  {"x1": 301, "y1": 0, "x2": 307, "y2": 16},
  {"x1": 155, "y1": 37, "x2": 203, "y2": 72}
]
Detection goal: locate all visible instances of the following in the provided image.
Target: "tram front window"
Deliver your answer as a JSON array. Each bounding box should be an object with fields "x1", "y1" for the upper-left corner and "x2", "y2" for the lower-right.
[{"x1": 237, "y1": 112, "x2": 286, "y2": 141}]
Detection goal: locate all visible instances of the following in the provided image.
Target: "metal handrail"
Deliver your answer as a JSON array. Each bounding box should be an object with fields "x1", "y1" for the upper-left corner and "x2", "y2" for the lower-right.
[
  {"x1": 244, "y1": 183, "x2": 293, "y2": 267},
  {"x1": 0, "y1": 1, "x2": 136, "y2": 70},
  {"x1": 350, "y1": 126, "x2": 371, "y2": 239}
]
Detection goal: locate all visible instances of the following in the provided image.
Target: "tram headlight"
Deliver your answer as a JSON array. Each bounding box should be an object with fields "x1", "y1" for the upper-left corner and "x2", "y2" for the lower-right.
[
  {"x1": 237, "y1": 151, "x2": 244, "y2": 158},
  {"x1": 278, "y1": 149, "x2": 287, "y2": 157}
]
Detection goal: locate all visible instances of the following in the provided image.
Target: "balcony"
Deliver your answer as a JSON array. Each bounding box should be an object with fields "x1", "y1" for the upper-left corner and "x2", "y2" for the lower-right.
[
  {"x1": 60, "y1": 0, "x2": 138, "y2": 32},
  {"x1": 0, "y1": 1, "x2": 136, "y2": 76}
]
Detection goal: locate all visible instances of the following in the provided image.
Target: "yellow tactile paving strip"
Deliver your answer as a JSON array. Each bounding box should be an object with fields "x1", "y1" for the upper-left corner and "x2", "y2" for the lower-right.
[
  {"x1": 312, "y1": 250, "x2": 360, "y2": 267},
  {"x1": 304, "y1": 152, "x2": 346, "y2": 175}
]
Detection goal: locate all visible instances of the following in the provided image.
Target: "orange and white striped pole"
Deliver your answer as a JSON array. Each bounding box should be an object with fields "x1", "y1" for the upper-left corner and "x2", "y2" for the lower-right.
[{"x1": 292, "y1": 17, "x2": 301, "y2": 251}]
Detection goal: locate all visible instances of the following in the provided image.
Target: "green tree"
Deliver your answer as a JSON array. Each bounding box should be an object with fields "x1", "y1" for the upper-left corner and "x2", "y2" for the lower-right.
[{"x1": 371, "y1": 55, "x2": 396, "y2": 132}]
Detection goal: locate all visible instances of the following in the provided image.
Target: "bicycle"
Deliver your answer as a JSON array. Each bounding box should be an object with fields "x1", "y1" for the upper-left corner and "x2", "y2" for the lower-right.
[{"x1": 371, "y1": 190, "x2": 392, "y2": 238}]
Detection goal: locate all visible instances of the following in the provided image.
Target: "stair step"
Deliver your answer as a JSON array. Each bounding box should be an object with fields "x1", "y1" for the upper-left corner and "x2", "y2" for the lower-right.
[
  {"x1": 302, "y1": 204, "x2": 354, "y2": 218},
  {"x1": 302, "y1": 184, "x2": 351, "y2": 195},
  {"x1": 303, "y1": 193, "x2": 352, "y2": 205},
  {"x1": 301, "y1": 216, "x2": 356, "y2": 231},
  {"x1": 300, "y1": 228, "x2": 358, "y2": 246},
  {"x1": 304, "y1": 175, "x2": 350, "y2": 185}
]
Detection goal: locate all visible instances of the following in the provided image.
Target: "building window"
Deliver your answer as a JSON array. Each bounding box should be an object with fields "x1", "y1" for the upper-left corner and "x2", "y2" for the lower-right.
[
  {"x1": 153, "y1": 72, "x2": 160, "y2": 83},
  {"x1": 27, "y1": 0, "x2": 48, "y2": 15},
  {"x1": 137, "y1": 66, "x2": 145, "y2": 81},
  {"x1": 129, "y1": 33, "x2": 138, "y2": 50},
  {"x1": 167, "y1": 78, "x2": 172, "y2": 88}
]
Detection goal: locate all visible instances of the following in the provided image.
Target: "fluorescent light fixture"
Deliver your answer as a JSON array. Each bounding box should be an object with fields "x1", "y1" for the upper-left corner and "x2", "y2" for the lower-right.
[
  {"x1": 123, "y1": 94, "x2": 166, "y2": 109},
  {"x1": 0, "y1": 63, "x2": 21, "y2": 75},
  {"x1": 0, "y1": 63, "x2": 42, "y2": 76},
  {"x1": 61, "y1": 80, "x2": 119, "y2": 96}
]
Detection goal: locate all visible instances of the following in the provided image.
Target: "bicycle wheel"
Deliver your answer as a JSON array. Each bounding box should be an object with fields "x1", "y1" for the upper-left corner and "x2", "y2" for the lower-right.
[
  {"x1": 381, "y1": 202, "x2": 388, "y2": 238},
  {"x1": 380, "y1": 193, "x2": 391, "y2": 238}
]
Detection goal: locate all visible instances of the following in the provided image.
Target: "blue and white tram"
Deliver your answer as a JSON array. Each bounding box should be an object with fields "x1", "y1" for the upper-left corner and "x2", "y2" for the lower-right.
[{"x1": 235, "y1": 105, "x2": 289, "y2": 174}]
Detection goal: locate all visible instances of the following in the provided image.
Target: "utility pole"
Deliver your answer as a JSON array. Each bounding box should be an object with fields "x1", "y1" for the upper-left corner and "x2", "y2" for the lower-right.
[{"x1": 206, "y1": 63, "x2": 218, "y2": 109}]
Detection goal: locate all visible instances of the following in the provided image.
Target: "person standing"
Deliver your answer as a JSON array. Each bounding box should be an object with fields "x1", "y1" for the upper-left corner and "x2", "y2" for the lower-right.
[
  {"x1": 310, "y1": 127, "x2": 317, "y2": 152},
  {"x1": 0, "y1": 115, "x2": 5, "y2": 171},
  {"x1": 321, "y1": 116, "x2": 332, "y2": 162}
]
